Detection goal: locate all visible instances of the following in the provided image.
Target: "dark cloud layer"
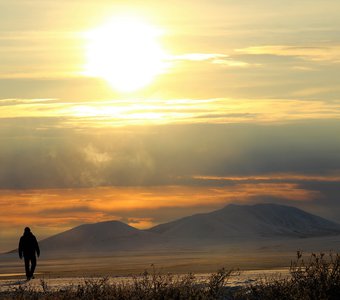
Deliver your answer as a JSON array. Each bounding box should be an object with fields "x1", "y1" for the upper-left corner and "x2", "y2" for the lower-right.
[{"x1": 0, "y1": 118, "x2": 339, "y2": 189}]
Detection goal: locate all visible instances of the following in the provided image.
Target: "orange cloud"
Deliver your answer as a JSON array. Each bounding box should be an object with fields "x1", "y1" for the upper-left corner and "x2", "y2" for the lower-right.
[
  {"x1": 192, "y1": 173, "x2": 340, "y2": 183},
  {"x1": 0, "y1": 183, "x2": 317, "y2": 226}
]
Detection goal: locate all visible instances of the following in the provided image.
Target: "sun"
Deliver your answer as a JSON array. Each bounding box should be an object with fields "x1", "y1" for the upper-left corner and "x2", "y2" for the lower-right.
[{"x1": 84, "y1": 15, "x2": 167, "y2": 92}]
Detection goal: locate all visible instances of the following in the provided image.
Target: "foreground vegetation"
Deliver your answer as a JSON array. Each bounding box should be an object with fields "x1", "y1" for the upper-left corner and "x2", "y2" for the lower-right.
[
  {"x1": 240, "y1": 251, "x2": 340, "y2": 300},
  {"x1": 1, "y1": 252, "x2": 340, "y2": 299}
]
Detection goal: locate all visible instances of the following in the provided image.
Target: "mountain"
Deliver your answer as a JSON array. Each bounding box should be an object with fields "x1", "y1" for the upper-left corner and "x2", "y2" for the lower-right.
[
  {"x1": 39, "y1": 220, "x2": 162, "y2": 253},
  {"x1": 33, "y1": 203, "x2": 340, "y2": 254},
  {"x1": 148, "y1": 203, "x2": 340, "y2": 241}
]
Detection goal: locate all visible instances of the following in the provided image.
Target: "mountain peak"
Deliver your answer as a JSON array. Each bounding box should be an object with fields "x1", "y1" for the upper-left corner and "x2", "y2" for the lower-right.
[
  {"x1": 39, "y1": 219, "x2": 159, "y2": 253},
  {"x1": 149, "y1": 203, "x2": 340, "y2": 240}
]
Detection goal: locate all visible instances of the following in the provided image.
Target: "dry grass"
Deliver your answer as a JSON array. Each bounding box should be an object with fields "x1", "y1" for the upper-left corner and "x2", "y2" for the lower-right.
[
  {"x1": 236, "y1": 251, "x2": 340, "y2": 300},
  {"x1": 0, "y1": 266, "x2": 236, "y2": 299}
]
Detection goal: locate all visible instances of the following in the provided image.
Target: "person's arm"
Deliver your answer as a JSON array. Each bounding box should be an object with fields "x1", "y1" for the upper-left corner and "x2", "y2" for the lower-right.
[
  {"x1": 18, "y1": 238, "x2": 23, "y2": 259},
  {"x1": 35, "y1": 237, "x2": 40, "y2": 257}
]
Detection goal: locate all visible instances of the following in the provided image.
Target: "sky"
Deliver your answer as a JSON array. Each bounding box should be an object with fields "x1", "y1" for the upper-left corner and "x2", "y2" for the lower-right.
[{"x1": 1, "y1": 0, "x2": 340, "y2": 251}]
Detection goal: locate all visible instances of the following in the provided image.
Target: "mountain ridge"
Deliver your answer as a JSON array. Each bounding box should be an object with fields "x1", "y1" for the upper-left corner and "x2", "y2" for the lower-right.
[
  {"x1": 7, "y1": 203, "x2": 340, "y2": 254},
  {"x1": 148, "y1": 203, "x2": 340, "y2": 240},
  {"x1": 39, "y1": 220, "x2": 163, "y2": 252}
]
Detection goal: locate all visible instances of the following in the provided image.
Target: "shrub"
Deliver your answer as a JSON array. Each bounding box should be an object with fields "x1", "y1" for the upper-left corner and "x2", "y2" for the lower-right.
[{"x1": 237, "y1": 251, "x2": 340, "y2": 300}]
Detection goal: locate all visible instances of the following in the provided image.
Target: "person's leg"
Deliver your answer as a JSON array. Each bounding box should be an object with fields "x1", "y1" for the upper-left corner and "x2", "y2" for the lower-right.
[
  {"x1": 24, "y1": 257, "x2": 30, "y2": 280},
  {"x1": 30, "y1": 256, "x2": 37, "y2": 278}
]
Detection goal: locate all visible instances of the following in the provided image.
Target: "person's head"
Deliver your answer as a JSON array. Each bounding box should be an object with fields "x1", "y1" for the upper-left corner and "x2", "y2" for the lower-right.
[{"x1": 24, "y1": 227, "x2": 31, "y2": 235}]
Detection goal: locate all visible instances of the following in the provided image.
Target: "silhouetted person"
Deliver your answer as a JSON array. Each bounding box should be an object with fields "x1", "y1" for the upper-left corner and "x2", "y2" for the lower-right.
[{"x1": 18, "y1": 227, "x2": 40, "y2": 280}]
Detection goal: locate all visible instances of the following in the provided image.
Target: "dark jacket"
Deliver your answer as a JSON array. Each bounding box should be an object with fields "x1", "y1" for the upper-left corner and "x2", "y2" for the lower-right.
[{"x1": 18, "y1": 232, "x2": 40, "y2": 258}]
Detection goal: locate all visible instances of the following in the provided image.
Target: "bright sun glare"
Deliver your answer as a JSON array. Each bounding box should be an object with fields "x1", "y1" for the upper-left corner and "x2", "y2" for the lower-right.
[{"x1": 84, "y1": 15, "x2": 167, "y2": 92}]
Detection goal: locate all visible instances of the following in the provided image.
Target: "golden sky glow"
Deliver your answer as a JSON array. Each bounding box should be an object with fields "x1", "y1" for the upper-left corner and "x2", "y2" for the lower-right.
[
  {"x1": 1, "y1": 0, "x2": 340, "y2": 251},
  {"x1": 0, "y1": 180, "x2": 321, "y2": 249},
  {"x1": 1, "y1": 98, "x2": 340, "y2": 128}
]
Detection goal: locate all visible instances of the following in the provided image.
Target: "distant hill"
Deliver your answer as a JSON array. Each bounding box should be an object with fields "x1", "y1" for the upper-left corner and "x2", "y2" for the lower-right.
[
  {"x1": 39, "y1": 220, "x2": 162, "y2": 253},
  {"x1": 149, "y1": 203, "x2": 340, "y2": 241},
  {"x1": 24, "y1": 204, "x2": 340, "y2": 253}
]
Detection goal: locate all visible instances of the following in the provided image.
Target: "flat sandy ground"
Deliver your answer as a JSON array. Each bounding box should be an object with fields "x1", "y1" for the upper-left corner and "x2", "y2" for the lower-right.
[
  {"x1": 0, "y1": 247, "x2": 293, "y2": 292},
  {"x1": 2, "y1": 235, "x2": 339, "y2": 292},
  {"x1": 0, "y1": 247, "x2": 294, "y2": 278}
]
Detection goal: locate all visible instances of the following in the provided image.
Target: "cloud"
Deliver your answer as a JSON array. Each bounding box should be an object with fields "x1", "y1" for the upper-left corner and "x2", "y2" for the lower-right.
[
  {"x1": 292, "y1": 86, "x2": 340, "y2": 97},
  {"x1": 125, "y1": 217, "x2": 154, "y2": 229},
  {"x1": 83, "y1": 144, "x2": 111, "y2": 166},
  {"x1": 192, "y1": 174, "x2": 340, "y2": 184},
  {"x1": 169, "y1": 52, "x2": 252, "y2": 68},
  {"x1": 236, "y1": 45, "x2": 340, "y2": 63},
  {"x1": 171, "y1": 53, "x2": 228, "y2": 61},
  {"x1": 0, "y1": 118, "x2": 340, "y2": 190},
  {"x1": 2, "y1": 98, "x2": 340, "y2": 128},
  {"x1": 0, "y1": 98, "x2": 57, "y2": 106},
  {"x1": 0, "y1": 182, "x2": 320, "y2": 248}
]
